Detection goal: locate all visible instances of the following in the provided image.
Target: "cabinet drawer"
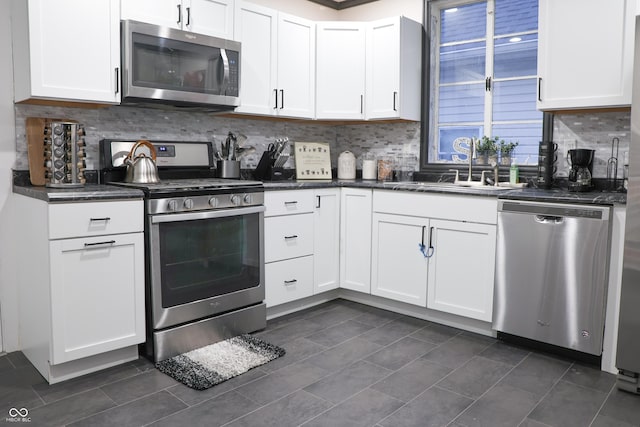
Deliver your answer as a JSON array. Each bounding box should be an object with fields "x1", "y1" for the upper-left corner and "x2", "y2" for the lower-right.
[
  {"x1": 49, "y1": 200, "x2": 143, "y2": 240},
  {"x1": 265, "y1": 213, "x2": 314, "y2": 262},
  {"x1": 265, "y1": 256, "x2": 314, "y2": 307},
  {"x1": 265, "y1": 190, "x2": 315, "y2": 217}
]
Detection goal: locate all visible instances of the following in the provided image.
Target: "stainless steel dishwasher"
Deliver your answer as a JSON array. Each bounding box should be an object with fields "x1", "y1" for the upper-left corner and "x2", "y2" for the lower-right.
[{"x1": 494, "y1": 200, "x2": 611, "y2": 356}]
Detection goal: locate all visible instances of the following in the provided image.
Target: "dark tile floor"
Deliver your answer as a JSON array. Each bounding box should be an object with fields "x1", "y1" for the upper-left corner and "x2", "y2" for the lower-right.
[{"x1": 2, "y1": 299, "x2": 640, "y2": 426}]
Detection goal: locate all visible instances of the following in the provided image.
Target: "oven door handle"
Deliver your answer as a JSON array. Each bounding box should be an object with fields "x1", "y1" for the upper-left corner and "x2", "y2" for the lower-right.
[{"x1": 151, "y1": 205, "x2": 265, "y2": 223}]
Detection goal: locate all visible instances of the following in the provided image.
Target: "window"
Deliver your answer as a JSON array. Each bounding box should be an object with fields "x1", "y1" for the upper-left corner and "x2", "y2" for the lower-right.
[{"x1": 425, "y1": 0, "x2": 541, "y2": 165}]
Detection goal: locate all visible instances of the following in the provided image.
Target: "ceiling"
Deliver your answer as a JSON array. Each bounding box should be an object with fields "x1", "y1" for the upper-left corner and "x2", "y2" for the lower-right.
[{"x1": 307, "y1": 0, "x2": 379, "y2": 10}]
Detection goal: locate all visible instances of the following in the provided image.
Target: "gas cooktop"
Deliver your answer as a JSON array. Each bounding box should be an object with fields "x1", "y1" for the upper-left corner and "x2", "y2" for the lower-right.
[{"x1": 111, "y1": 178, "x2": 263, "y2": 191}]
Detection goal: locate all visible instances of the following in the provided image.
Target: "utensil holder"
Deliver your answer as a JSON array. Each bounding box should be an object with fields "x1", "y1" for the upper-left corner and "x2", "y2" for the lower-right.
[{"x1": 216, "y1": 160, "x2": 240, "y2": 179}]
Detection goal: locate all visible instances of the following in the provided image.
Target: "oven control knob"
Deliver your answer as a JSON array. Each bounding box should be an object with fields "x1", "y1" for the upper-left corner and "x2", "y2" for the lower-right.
[
  {"x1": 243, "y1": 194, "x2": 252, "y2": 204},
  {"x1": 183, "y1": 199, "x2": 194, "y2": 210},
  {"x1": 167, "y1": 200, "x2": 179, "y2": 212},
  {"x1": 230, "y1": 194, "x2": 241, "y2": 206},
  {"x1": 208, "y1": 197, "x2": 219, "y2": 208}
]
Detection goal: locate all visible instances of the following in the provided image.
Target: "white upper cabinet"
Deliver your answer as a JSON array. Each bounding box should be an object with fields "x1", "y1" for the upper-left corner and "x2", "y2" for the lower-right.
[
  {"x1": 316, "y1": 22, "x2": 366, "y2": 120},
  {"x1": 121, "y1": 0, "x2": 235, "y2": 39},
  {"x1": 366, "y1": 16, "x2": 422, "y2": 121},
  {"x1": 11, "y1": 0, "x2": 121, "y2": 104},
  {"x1": 537, "y1": 0, "x2": 635, "y2": 110},
  {"x1": 234, "y1": 1, "x2": 315, "y2": 118}
]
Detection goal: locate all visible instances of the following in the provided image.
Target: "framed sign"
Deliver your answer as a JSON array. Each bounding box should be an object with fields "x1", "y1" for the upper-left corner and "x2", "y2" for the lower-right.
[{"x1": 294, "y1": 142, "x2": 332, "y2": 180}]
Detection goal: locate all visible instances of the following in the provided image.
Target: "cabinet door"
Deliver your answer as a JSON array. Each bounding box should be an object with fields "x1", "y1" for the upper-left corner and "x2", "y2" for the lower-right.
[
  {"x1": 49, "y1": 233, "x2": 145, "y2": 364},
  {"x1": 537, "y1": 0, "x2": 634, "y2": 109},
  {"x1": 277, "y1": 13, "x2": 315, "y2": 118},
  {"x1": 314, "y1": 189, "x2": 340, "y2": 293},
  {"x1": 371, "y1": 213, "x2": 428, "y2": 306},
  {"x1": 427, "y1": 220, "x2": 496, "y2": 322},
  {"x1": 233, "y1": 1, "x2": 278, "y2": 115},
  {"x1": 185, "y1": 0, "x2": 234, "y2": 39},
  {"x1": 17, "y1": 0, "x2": 120, "y2": 103},
  {"x1": 366, "y1": 16, "x2": 421, "y2": 121},
  {"x1": 316, "y1": 22, "x2": 366, "y2": 120},
  {"x1": 340, "y1": 188, "x2": 372, "y2": 293},
  {"x1": 120, "y1": 0, "x2": 181, "y2": 29}
]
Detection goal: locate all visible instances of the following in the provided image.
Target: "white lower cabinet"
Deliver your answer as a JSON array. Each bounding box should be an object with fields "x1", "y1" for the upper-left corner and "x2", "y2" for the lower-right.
[
  {"x1": 49, "y1": 233, "x2": 145, "y2": 364},
  {"x1": 340, "y1": 188, "x2": 372, "y2": 293},
  {"x1": 426, "y1": 219, "x2": 496, "y2": 322},
  {"x1": 314, "y1": 189, "x2": 340, "y2": 293},
  {"x1": 371, "y1": 190, "x2": 497, "y2": 321},
  {"x1": 15, "y1": 196, "x2": 145, "y2": 383},
  {"x1": 371, "y1": 213, "x2": 428, "y2": 306},
  {"x1": 264, "y1": 256, "x2": 314, "y2": 307}
]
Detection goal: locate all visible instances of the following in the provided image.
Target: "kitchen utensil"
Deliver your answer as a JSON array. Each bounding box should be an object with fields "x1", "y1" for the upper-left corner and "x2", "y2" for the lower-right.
[
  {"x1": 124, "y1": 140, "x2": 160, "y2": 183},
  {"x1": 216, "y1": 160, "x2": 240, "y2": 178},
  {"x1": 274, "y1": 154, "x2": 289, "y2": 168},
  {"x1": 606, "y1": 137, "x2": 620, "y2": 190}
]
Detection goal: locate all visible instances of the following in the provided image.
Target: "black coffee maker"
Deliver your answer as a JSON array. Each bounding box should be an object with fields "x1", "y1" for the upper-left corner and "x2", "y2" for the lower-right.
[{"x1": 567, "y1": 149, "x2": 595, "y2": 192}]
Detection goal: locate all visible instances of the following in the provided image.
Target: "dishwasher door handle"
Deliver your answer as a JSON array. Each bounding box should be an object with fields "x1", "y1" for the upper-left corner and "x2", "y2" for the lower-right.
[{"x1": 534, "y1": 215, "x2": 564, "y2": 224}]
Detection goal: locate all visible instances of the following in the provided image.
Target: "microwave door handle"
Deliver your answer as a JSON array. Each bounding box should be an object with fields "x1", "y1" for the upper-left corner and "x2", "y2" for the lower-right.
[{"x1": 220, "y1": 48, "x2": 230, "y2": 95}]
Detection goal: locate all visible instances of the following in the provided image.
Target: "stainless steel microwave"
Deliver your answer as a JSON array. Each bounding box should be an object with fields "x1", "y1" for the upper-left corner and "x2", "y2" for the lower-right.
[{"x1": 121, "y1": 20, "x2": 240, "y2": 110}]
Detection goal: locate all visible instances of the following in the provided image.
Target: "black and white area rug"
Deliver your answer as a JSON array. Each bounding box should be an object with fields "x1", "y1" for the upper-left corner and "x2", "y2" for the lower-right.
[{"x1": 156, "y1": 334, "x2": 286, "y2": 390}]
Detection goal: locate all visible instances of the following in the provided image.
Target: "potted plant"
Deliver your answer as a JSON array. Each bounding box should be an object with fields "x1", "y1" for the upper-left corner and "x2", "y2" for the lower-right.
[
  {"x1": 499, "y1": 140, "x2": 519, "y2": 165},
  {"x1": 475, "y1": 136, "x2": 498, "y2": 165}
]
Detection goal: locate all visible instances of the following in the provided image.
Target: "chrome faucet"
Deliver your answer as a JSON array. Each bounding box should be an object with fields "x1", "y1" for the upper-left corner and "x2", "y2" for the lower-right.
[
  {"x1": 490, "y1": 160, "x2": 499, "y2": 186},
  {"x1": 468, "y1": 138, "x2": 476, "y2": 182}
]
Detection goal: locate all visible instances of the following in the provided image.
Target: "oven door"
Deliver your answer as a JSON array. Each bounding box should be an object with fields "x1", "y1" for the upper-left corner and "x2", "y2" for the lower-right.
[{"x1": 148, "y1": 205, "x2": 264, "y2": 330}]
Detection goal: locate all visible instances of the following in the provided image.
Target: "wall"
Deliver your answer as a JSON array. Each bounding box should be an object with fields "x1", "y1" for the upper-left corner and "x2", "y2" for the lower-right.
[
  {"x1": 553, "y1": 111, "x2": 630, "y2": 182},
  {"x1": 0, "y1": 6, "x2": 17, "y2": 352}
]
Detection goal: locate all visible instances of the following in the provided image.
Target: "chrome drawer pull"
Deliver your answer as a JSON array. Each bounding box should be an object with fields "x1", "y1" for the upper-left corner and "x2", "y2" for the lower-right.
[
  {"x1": 84, "y1": 240, "x2": 116, "y2": 247},
  {"x1": 284, "y1": 201, "x2": 298, "y2": 205},
  {"x1": 284, "y1": 235, "x2": 298, "y2": 240},
  {"x1": 89, "y1": 217, "x2": 111, "y2": 222},
  {"x1": 284, "y1": 279, "x2": 297, "y2": 285}
]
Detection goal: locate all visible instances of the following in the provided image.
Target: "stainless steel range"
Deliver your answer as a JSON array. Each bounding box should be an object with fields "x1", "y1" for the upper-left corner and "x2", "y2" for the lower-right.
[{"x1": 100, "y1": 140, "x2": 266, "y2": 362}]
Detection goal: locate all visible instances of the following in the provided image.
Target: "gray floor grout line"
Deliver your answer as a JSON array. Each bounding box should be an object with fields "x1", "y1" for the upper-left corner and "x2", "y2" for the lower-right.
[
  {"x1": 445, "y1": 349, "x2": 534, "y2": 426},
  {"x1": 517, "y1": 360, "x2": 576, "y2": 426},
  {"x1": 587, "y1": 380, "x2": 617, "y2": 427}
]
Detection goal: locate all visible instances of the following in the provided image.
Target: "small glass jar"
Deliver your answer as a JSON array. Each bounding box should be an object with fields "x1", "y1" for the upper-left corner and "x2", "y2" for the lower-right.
[
  {"x1": 362, "y1": 152, "x2": 377, "y2": 180},
  {"x1": 397, "y1": 154, "x2": 418, "y2": 181},
  {"x1": 377, "y1": 156, "x2": 394, "y2": 181}
]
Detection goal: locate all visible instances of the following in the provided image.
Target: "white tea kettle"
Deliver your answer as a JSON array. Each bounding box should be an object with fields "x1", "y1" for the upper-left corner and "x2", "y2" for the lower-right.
[
  {"x1": 124, "y1": 140, "x2": 160, "y2": 183},
  {"x1": 338, "y1": 151, "x2": 356, "y2": 180}
]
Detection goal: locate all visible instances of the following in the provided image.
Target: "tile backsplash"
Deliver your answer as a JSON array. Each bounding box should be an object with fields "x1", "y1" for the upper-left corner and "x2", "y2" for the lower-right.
[
  {"x1": 553, "y1": 110, "x2": 630, "y2": 179},
  {"x1": 13, "y1": 104, "x2": 421, "y2": 172},
  {"x1": 13, "y1": 104, "x2": 630, "y2": 181}
]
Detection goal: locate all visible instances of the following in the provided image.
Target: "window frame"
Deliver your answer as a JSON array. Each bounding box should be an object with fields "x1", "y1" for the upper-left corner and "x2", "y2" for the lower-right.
[{"x1": 420, "y1": 0, "x2": 550, "y2": 174}]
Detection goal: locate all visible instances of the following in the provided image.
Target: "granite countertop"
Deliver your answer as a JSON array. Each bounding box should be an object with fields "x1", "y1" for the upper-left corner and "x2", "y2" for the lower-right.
[
  {"x1": 263, "y1": 179, "x2": 627, "y2": 205},
  {"x1": 13, "y1": 183, "x2": 145, "y2": 203}
]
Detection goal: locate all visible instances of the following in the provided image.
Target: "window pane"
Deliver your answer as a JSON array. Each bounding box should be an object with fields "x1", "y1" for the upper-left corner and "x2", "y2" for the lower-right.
[
  {"x1": 495, "y1": 0, "x2": 538, "y2": 36},
  {"x1": 494, "y1": 34, "x2": 538, "y2": 78},
  {"x1": 441, "y1": 2, "x2": 487, "y2": 44},
  {"x1": 437, "y1": 126, "x2": 484, "y2": 162},
  {"x1": 493, "y1": 79, "x2": 542, "y2": 121},
  {"x1": 440, "y1": 41, "x2": 486, "y2": 83},
  {"x1": 492, "y1": 123, "x2": 542, "y2": 164},
  {"x1": 439, "y1": 83, "x2": 485, "y2": 123}
]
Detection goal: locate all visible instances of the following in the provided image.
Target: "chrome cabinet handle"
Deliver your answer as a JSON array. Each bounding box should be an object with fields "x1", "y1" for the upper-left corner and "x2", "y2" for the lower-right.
[
  {"x1": 284, "y1": 235, "x2": 298, "y2": 240},
  {"x1": 280, "y1": 89, "x2": 284, "y2": 109},
  {"x1": 186, "y1": 6, "x2": 191, "y2": 26},
  {"x1": 274, "y1": 89, "x2": 278, "y2": 109},
  {"x1": 393, "y1": 91, "x2": 397, "y2": 111},
  {"x1": 114, "y1": 68, "x2": 119, "y2": 94},
  {"x1": 284, "y1": 279, "x2": 297, "y2": 285},
  {"x1": 177, "y1": 4, "x2": 182, "y2": 24},
  {"x1": 89, "y1": 217, "x2": 111, "y2": 222},
  {"x1": 284, "y1": 201, "x2": 298, "y2": 205},
  {"x1": 538, "y1": 77, "x2": 542, "y2": 101}
]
